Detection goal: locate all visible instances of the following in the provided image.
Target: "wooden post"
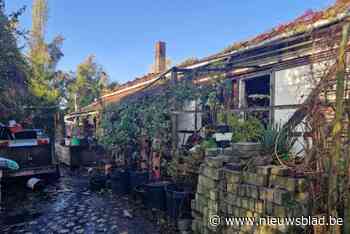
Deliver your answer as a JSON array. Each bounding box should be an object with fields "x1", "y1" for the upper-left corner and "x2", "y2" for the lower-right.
[
  {"x1": 329, "y1": 20, "x2": 350, "y2": 234},
  {"x1": 269, "y1": 70, "x2": 276, "y2": 124},
  {"x1": 194, "y1": 99, "x2": 198, "y2": 131},
  {"x1": 171, "y1": 70, "x2": 178, "y2": 154},
  {"x1": 140, "y1": 135, "x2": 149, "y2": 170},
  {"x1": 342, "y1": 20, "x2": 350, "y2": 234}
]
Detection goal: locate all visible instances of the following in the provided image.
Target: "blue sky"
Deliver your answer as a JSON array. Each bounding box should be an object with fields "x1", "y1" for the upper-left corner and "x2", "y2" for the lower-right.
[{"x1": 5, "y1": 0, "x2": 334, "y2": 84}]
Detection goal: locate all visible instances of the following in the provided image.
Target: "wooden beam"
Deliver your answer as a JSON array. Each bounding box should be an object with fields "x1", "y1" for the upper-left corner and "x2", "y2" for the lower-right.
[
  {"x1": 270, "y1": 70, "x2": 276, "y2": 124},
  {"x1": 283, "y1": 64, "x2": 337, "y2": 130},
  {"x1": 171, "y1": 70, "x2": 179, "y2": 153},
  {"x1": 331, "y1": 20, "x2": 350, "y2": 234}
]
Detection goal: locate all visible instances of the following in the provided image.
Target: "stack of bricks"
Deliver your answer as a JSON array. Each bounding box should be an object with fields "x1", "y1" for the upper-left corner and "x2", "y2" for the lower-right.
[
  {"x1": 191, "y1": 145, "x2": 310, "y2": 234},
  {"x1": 222, "y1": 165, "x2": 309, "y2": 234},
  {"x1": 192, "y1": 148, "x2": 235, "y2": 234}
]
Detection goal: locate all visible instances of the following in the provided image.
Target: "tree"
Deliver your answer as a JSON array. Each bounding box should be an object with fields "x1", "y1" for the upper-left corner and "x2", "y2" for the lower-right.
[
  {"x1": 47, "y1": 35, "x2": 64, "y2": 71},
  {"x1": 0, "y1": 0, "x2": 29, "y2": 120},
  {"x1": 67, "y1": 55, "x2": 108, "y2": 111},
  {"x1": 29, "y1": 0, "x2": 64, "y2": 105},
  {"x1": 106, "y1": 80, "x2": 120, "y2": 92}
]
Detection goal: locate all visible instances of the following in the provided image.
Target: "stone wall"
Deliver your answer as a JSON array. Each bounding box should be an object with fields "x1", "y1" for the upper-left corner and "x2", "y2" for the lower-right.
[{"x1": 191, "y1": 145, "x2": 310, "y2": 234}]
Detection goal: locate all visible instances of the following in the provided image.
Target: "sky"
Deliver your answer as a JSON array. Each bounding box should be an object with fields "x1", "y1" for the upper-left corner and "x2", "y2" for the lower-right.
[{"x1": 5, "y1": 0, "x2": 334, "y2": 84}]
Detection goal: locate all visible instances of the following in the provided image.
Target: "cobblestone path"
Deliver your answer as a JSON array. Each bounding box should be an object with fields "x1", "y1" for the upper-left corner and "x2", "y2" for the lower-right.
[{"x1": 0, "y1": 168, "x2": 159, "y2": 234}]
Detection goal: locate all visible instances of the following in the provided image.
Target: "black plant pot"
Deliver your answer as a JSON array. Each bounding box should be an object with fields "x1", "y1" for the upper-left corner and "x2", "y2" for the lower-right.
[
  {"x1": 165, "y1": 184, "x2": 193, "y2": 220},
  {"x1": 134, "y1": 184, "x2": 147, "y2": 204},
  {"x1": 129, "y1": 170, "x2": 149, "y2": 192},
  {"x1": 111, "y1": 169, "x2": 130, "y2": 195},
  {"x1": 144, "y1": 181, "x2": 172, "y2": 211}
]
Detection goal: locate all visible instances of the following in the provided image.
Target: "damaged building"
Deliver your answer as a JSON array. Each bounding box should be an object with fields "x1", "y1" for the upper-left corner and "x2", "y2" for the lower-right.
[{"x1": 65, "y1": 1, "x2": 350, "y2": 153}]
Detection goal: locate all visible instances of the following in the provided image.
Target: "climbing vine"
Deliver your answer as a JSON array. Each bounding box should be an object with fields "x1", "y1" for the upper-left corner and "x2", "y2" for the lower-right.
[{"x1": 99, "y1": 79, "x2": 216, "y2": 155}]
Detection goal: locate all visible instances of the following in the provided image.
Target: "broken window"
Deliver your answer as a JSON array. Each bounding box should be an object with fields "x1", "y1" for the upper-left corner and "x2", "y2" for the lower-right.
[
  {"x1": 241, "y1": 74, "x2": 270, "y2": 125},
  {"x1": 244, "y1": 75, "x2": 270, "y2": 108}
]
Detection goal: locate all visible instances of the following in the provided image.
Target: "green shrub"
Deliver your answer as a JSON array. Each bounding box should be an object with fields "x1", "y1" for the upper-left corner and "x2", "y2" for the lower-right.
[
  {"x1": 228, "y1": 115, "x2": 264, "y2": 143},
  {"x1": 200, "y1": 138, "x2": 217, "y2": 149}
]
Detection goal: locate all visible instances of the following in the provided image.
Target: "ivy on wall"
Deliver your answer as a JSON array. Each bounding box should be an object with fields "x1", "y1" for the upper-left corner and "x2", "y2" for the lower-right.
[{"x1": 98, "y1": 78, "x2": 216, "y2": 155}]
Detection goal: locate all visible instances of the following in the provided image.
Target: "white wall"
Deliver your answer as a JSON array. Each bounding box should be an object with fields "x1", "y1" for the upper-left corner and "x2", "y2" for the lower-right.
[
  {"x1": 273, "y1": 61, "x2": 333, "y2": 154},
  {"x1": 274, "y1": 61, "x2": 333, "y2": 123}
]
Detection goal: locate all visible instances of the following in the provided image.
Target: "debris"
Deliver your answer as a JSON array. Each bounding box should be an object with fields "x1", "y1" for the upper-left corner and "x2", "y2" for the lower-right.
[
  {"x1": 87, "y1": 167, "x2": 94, "y2": 174},
  {"x1": 26, "y1": 178, "x2": 45, "y2": 191},
  {"x1": 123, "y1": 209, "x2": 133, "y2": 219}
]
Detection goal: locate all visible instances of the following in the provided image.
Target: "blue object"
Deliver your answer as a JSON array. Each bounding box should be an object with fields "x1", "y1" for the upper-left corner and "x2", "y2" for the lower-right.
[{"x1": 0, "y1": 157, "x2": 19, "y2": 170}]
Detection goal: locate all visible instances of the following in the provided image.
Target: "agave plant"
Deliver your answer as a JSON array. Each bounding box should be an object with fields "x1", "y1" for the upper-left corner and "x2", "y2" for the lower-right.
[
  {"x1": 259, "y1": 124, "x2": 297, "y2": 159},
  {"x1": 259, "y1": 124, "x2": 278, "y2": 155}
]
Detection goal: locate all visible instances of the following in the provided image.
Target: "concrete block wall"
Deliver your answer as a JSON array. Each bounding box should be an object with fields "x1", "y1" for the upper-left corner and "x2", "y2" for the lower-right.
[{"x1": 191, "y1": 146, "x2": 310, "y2": 234}]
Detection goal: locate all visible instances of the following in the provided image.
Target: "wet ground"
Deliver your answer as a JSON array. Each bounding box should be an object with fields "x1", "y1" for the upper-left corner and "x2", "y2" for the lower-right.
[{"x1": 0, "y1": 167, "x2": 160, "y2": 234}]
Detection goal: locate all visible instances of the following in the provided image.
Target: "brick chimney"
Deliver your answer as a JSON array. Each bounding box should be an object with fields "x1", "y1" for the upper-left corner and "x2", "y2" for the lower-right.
[{"x1": 154, "y1": 41, "x2": 166, "y2": 73}]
